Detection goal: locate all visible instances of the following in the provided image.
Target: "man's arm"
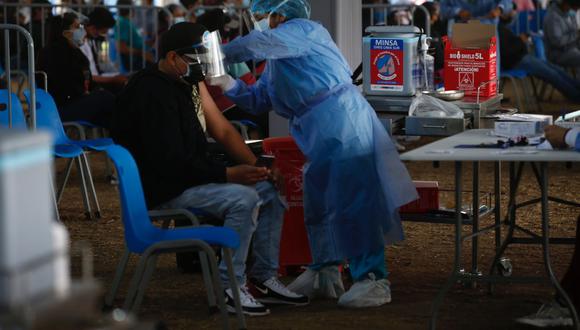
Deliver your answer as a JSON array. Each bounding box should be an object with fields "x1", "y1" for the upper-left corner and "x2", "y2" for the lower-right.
[
  {"x1": 440, "y1": 0, "x2": 465, "y2": 20},
  {"x1": 544, "y1": 125, "x2": 580, "y2": 150},
  {"x1": 199, "y1": 81, "x2": 257, "y2": 166}
]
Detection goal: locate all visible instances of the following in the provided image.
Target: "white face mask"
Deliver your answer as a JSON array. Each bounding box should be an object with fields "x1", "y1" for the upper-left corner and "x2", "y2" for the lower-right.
[
  {"x1": 19, "y1": 7, "x2": 31, "y2": 25},
  {"x1": 71, "y1": 28, "x2": 86, "y2": 47},
  {"x1": 254, "y1": 16, "x2": 270, "y2": 31}
]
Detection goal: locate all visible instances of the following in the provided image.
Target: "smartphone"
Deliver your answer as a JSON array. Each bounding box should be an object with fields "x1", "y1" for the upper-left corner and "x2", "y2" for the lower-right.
[{"x1": 255, "y1": 155, "x2": 275, "y2": 168}]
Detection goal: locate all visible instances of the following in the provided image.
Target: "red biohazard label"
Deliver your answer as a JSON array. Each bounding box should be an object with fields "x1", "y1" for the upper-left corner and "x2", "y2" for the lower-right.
[{"x1": 370, "y1": 38, "x2": 404, "y2": 92}]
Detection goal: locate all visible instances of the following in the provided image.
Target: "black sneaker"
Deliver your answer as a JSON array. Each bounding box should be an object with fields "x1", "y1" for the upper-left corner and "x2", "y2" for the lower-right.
[
  {"x1": 250, "y1": 277, "x2": 310, "y2": 306},
  {"x1": 224, "y1": 286, "x2": 270, "y2": 316}
]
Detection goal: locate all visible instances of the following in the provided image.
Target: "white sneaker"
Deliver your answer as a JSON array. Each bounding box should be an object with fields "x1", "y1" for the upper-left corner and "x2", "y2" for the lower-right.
[
  {"x1": 516, "y1": 302, "x2": 573, "y2": 328},
  {"x1": 224, "y1": 285, "x2": 270, "y2": 316},
  {"x1": 337, "y1": 273, "x2": 391, "y2": 308},
  {"x1": 250, "y1": 277, "x2": 309, "y2": 306},
  {"x1": 287, "y1": 266, "x2": 345, "y2": 299}
]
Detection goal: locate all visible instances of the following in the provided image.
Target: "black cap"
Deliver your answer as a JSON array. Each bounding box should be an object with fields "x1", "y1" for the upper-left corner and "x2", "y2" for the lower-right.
[
  {"x1": 88, "y1": 7, "x2": 116, "y2": 29},
  {"x1": 159, "y1": 22, "x2": 208, "y2": 58}
]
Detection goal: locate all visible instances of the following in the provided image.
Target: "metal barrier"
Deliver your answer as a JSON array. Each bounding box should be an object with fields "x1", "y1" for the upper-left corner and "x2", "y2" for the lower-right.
[
  {"x1": 186, "y1": 4, "x2": 252, "y2": 40},
  {"x1": 0, "y1": 3, "x2": 173, "y2": 74},
  {"x1": 1, "y1": 24, "x2": 36, "y2": 130},
  {"x1": 362, "y1": 4, "x2": 431, "y2": 36}
]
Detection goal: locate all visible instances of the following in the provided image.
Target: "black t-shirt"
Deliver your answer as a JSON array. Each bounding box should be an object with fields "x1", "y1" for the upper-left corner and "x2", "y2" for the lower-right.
[
  {"x1": 38, "y1": 37, "x2": 91, "y2": 107},
  {"x1": 112, "y1": 66, "x2": 227, "y2": 208}
]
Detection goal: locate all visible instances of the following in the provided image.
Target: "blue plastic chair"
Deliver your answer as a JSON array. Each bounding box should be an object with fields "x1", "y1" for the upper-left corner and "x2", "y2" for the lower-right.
[
  {"x1": 500, "y1": 69, "x2": 540, "y2": 113},
  {"x1": 25, "y1": 89, "x2": 114, "y2": 151},
  {"x1": 23, "y1": 89, "x2": 103, "y2": 219},
  {"x1": 0, "y1": 90, "x2": 27, "y2": 129},
  {"x1": 102, "y1": 145, "x2": 246, "y2": 330}
]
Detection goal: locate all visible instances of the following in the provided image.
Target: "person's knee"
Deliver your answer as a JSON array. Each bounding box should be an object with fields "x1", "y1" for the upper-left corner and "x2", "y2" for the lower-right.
[{"x1": 228, "y1": 184, "x2": 261, "y2": 214}]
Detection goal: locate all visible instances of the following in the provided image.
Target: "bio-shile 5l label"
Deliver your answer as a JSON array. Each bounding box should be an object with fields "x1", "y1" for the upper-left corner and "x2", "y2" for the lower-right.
[{"x1": 370, "y1": 38, "x2": 404, "y2": 92}]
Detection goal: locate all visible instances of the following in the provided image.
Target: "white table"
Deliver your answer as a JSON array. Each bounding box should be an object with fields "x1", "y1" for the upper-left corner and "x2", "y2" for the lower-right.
[{"x1": 400, "y1": 129, "x2": 580, "y2": 330}]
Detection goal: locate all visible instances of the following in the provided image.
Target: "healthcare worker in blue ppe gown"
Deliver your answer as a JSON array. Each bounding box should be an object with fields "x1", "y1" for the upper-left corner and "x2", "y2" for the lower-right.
[{"x1": 210, "y1": 0, "x2": 418, "y2": 308}]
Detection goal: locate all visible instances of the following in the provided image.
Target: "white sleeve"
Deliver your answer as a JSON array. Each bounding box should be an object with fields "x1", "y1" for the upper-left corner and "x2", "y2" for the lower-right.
[{"x1": 565, "y1": 127, "x2": 580, "y2": 148}]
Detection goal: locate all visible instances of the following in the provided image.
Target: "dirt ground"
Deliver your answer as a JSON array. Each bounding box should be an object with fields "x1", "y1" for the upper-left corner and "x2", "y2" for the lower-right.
[{"x1": 61, "y1": 90, "x2": 580, "y2": 330}]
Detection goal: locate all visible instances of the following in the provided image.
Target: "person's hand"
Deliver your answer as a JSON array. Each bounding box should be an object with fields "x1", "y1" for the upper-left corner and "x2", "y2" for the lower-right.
[
  {"x1": 226, "y1": 165, "x2": 270, "y2": 185},
  {"x1": 458, "y1": 10, "x2": 471, "y2": 21},
  {"x1": 519, "y1": 33, "x2": 530, "y2": 44},
  {"x1": 208, "y1": 74, "x2": 237, "y2": 92},
  {"x1": 488, "y1": 7, "x2": 502, "y2": 19},
  {"x1": 544, "y1": 125, "x2": 570, "y2": 149},
  {"x1": 269, "y1": 167, "x2": 286, "y2": 194}
]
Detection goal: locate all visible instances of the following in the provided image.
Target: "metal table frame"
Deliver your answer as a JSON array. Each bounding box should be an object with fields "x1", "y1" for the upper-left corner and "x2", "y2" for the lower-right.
[{"x1": 400, "y1": 129, "x2": 580, "y2": 330}]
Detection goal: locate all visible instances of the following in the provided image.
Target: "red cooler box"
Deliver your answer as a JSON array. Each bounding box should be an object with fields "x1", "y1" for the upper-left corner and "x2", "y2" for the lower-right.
[
  {"x1": 400, "y1": 181, "x2": 439, "y2": 214},
  {"x1": 262, "y1": 137, "x2": 312, "y2": 275}
]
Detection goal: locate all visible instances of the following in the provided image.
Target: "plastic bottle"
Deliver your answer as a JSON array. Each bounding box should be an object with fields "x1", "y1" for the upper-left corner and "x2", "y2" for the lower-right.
[{"x1": 419, "y1": 35, "x2": 435, "y2": 92}]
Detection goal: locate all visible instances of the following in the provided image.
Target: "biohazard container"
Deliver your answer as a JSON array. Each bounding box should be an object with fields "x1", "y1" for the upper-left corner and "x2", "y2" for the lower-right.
[
  {"x1": 363, "y1": 26, "x2": 422, "y2": 97},
  {"x1": 262, "y1": 137, "x2": 312, "y2": 275}
]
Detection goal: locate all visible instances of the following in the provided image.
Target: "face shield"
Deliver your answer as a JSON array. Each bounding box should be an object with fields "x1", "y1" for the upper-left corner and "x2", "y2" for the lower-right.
[{"x1": 181, "y1": 30, "x2": 227, "y2": 78}]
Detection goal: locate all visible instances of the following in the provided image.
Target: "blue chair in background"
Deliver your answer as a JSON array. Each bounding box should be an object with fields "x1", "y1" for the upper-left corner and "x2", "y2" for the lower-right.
[
  {"x1": 24, "y1": 89, "x2": 109, "y2": 219},
  {"x1": 102, "y1": 145, "x2": 246, "y2": 330},
  {"x1": 0, "y1": 90, "x2": 28, "y2": 129}
]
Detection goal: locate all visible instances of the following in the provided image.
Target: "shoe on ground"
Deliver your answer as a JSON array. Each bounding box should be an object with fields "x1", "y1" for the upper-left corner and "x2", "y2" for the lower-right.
[
  {"x1": 224, "y1": 285, "x2": 270, "y2": 316},
  {"x1": 287, "y1": 265, "x2": 345, "y2": 299},
  {"x1": 515, "y1": 302, "x2": 573, "y2": 328},
  {"x1": 337, "y1": 273, "x2": 391, "y2": 308},
  {"x1": 250, "y1": 277, "x2": 309, "y2": 306}
]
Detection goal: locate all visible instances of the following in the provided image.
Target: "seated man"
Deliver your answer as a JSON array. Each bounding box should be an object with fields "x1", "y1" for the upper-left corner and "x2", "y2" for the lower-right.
[
  {"x1": 111, "y1": 22, "x2": 308, "y2": 316},
  {"x1": 544, "y1": 0, "x2": 580, "y2": 70},
  {"x1": 516, "y1": 125, "x2": 580, "y2": 327}
]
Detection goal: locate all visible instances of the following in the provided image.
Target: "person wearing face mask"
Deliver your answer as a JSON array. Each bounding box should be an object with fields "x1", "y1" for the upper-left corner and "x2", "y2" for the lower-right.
[
  {"x1": 210, "y1": 0, "x2": 417, "y2": 308},
  {"x1": 544, "y1": 0, "x2": 580, "y2": 70},
  {"x1": 111, "y1": 22, "x2": 309, "y2": 316},
  {"x1": 80, "y1": 7, "x2": 128, "y2": 95},
  {"x1": 38, "y1": 13, "x2": 116, "y2": 129},
  {"x1": 496, "y1": 4, "x2": 580, "y2": 102}
]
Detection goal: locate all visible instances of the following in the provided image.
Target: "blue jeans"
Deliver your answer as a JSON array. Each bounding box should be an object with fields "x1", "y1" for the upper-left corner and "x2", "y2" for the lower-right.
[
  {"x1": 513, "y1": 54, "x2": 580, "y2": 102},
  {"x1": 160, "y1": 181, "x2": 286, "y2": 288}
]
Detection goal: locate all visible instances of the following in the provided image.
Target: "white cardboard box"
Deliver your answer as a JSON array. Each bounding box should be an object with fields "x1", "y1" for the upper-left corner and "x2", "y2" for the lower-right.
[{"x1": 494, "y1": 114, "x2": 553, "y2": 138}]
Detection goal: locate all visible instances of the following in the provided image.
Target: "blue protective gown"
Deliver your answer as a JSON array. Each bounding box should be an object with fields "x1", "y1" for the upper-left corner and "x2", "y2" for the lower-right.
[{"x1": 223, "y1": 19, "x2": 418, "y2": 263}]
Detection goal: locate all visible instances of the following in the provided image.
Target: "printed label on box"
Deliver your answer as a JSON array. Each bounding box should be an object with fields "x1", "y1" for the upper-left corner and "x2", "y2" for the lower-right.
[{"x1": 370, "y1": 38, "x2": 404, "y2": 92}]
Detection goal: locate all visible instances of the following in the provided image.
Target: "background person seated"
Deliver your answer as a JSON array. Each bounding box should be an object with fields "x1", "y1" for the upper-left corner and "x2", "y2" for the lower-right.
[
  {"x1": 80, "y1": 7, "x2": 128, "y2": 95},
  {"x1": 544, "y1": 0, "x2": 580, "y2": 71},
  {"x1": 498, "y1": 8, "x2": 580, "y2": 102},
  {"x1": 115, "y1": 0, "x2": 154, "y2": 71},
  {"x1": 38, "y1": 13, "x2": 115, "y2": 129},
  {"x1": 440, "y1": 0, "x2": 514, "y2": 22}
]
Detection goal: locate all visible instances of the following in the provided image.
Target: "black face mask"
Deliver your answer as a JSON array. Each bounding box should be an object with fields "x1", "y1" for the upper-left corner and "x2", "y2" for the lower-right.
[{"x1": 181, "y1": 62, "x2": 206, "y2": 85}]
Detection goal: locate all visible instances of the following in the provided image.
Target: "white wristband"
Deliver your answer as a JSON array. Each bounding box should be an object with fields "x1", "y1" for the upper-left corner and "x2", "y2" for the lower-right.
[{"x1": 565, "y1": 127, "x2": 580, "y2": 148}]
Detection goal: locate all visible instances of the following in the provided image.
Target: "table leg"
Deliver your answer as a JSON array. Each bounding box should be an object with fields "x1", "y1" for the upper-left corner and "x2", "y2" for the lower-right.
[
  {"x1": 539, "y1": 163, "x2": 579, "y2": 329},
  {"x1": 430, "y1": 161, "x2": 463, "y2": 330},
  {"x1": 471, "y1": 162, "x2": 480, "y2": 275},
  {"x1": 489, "y1": 162, "x2": 519, "y2": 288},
  {"x1": 494, "y1": 162, "x2": 501, "y2": 252}
]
